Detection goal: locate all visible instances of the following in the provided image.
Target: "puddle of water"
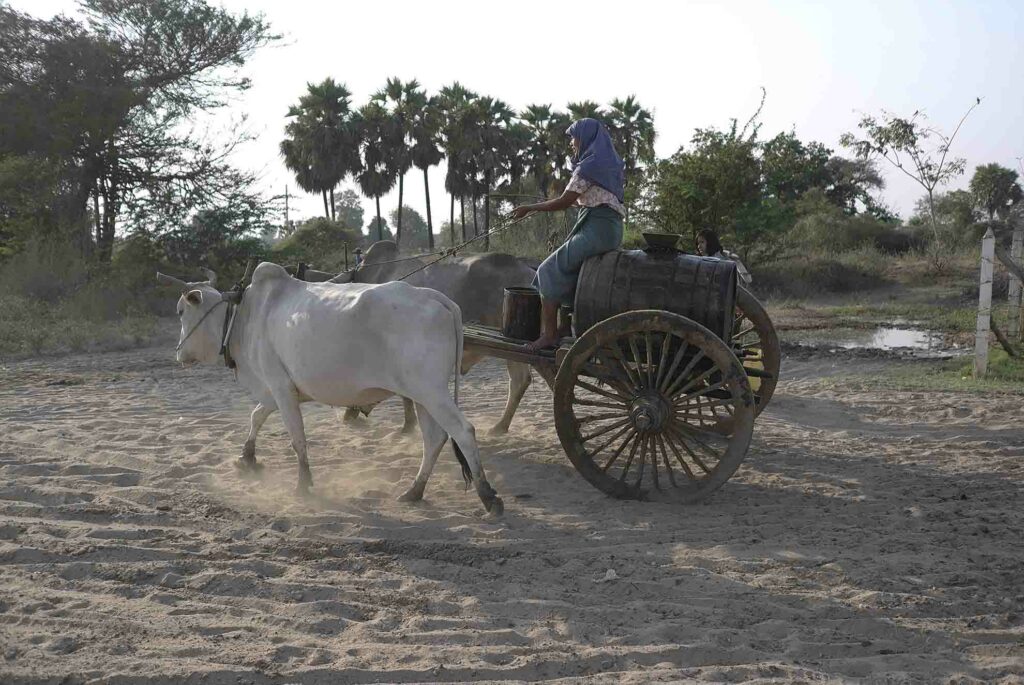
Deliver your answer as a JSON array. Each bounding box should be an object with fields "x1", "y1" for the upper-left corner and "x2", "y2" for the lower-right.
[{"x1": 787, "y1": 326, "x2": 964, "y2": 354}]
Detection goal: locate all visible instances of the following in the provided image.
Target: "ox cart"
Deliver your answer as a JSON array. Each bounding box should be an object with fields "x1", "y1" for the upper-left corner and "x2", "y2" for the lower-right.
[{"x1": 461, "y1": 233, "x2": 780, "y2": 503}]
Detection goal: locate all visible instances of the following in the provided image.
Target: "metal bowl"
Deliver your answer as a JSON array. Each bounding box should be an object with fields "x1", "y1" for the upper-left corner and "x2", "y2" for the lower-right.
[{"x1": 641, "y1": 232, "x2": 681, "y2": 250}]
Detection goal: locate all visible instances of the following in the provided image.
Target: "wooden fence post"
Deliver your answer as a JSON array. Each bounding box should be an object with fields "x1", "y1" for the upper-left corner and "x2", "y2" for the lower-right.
[
  {"x1": 1008, "y1": 214, "x2": 1023, "y2": 340},
  {"x1": 975, "y1": 227, "x2": 995, "y2": 378}
]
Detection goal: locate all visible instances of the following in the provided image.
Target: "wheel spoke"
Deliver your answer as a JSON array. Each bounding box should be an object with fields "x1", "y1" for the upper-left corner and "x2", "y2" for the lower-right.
[
  {"x1": 644, "y1": 332, "x2": 654, "y2": 389},
  {"x1": 669, "y1": 424, "x2": 722, "y2": 473},
  {"x1": 597, "y1": 348, "x2": 639, "y2": 394},
  {"x1": 672, "y1": 379, "x2": 728, "y2": 405},
  {"x1": 589, "y1": 423, "x2": 633, "y2": 462},
  {"x1": 585, "y1": 354, "x2": 635, "y2": 396},
  {"x1": 577, "y1": 411, "x2": 627, "y2": 425},
  {"x1": 670, "y1": 363, "x2": 720, "y2": 399},
  {"x1": 616, "y1": 432, "x2": 642, "y2": 482},
  {"x1": 574, "y1": 397, "x2": 627, "y2": 410},
  {"x1": 581, "y1": 417, "x2": 633, "y2": 443},
  {"x1": 627, "y1": 335, "x2": 646, "y2": 389},
  {"x1": 662, "y1": 429, "x2": 697, "y2": 481},
  {"x1": 658, "y1": 339, "x2": 690, "y2": 393},
  {"x1": 735, "y1": 324, "x2": 756, "y2": 339},
  {"x1": 656, "y1": 435, "x2": 678, "y2": 488},
  {"x1": 602, "y1": 430, "x2": 637, "y2": 472},
  {"x1": 575, "y1": 379, "x2": 629, "y2": 403},
  {"x1": 654, "y1": 332, "x2": 673, "y2": 390},
  {"x1": 664, "y1": 349, "x2": 706, "y2": 397},
  {"x1": 612, "y1": 340, "x2": 643, "y2": 389},
  {"x1": 666, "y1": 425, "x2": 712, "y2": 474},
  {"x1": 675, "y1": 396, "x2": 736, "y2": 413},
  {"x1": 635, "y1": 433, "x2": 648, "y2": 487}
]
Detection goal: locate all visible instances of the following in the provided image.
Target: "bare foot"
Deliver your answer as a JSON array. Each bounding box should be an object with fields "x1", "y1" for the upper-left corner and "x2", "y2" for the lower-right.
[{"x1": 524, "y1": 334, "x2": 559, "y2": 353}]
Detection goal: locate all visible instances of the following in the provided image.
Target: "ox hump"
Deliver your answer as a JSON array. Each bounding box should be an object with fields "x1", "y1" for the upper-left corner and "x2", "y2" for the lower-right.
[{"x1": 251, "y1": 262, "x2": 289, "y2": 283}]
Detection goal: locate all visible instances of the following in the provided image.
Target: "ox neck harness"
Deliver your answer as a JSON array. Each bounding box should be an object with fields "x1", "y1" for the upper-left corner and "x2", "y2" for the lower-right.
[{"x1": 220, "y1": 299, "x2": 239, "y2": 370}]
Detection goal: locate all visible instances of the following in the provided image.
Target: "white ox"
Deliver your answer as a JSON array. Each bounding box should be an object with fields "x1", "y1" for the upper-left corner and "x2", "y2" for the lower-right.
[
  {"x1": 157, "y1": 262, "x2": 503, "y2": 514},
  {"x1": 303, "y1": 241, "x2": 538, "y2": 435}
]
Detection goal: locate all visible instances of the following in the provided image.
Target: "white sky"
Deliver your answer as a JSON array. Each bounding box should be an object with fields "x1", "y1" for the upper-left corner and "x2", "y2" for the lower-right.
[{"x1": 13, "y1": 0, "x2": 1024, "y2": 231}]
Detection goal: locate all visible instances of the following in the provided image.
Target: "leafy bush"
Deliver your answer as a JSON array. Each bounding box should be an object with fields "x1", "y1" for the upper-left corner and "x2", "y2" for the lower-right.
[{"x1": 271, "y1": 217, "x2": 362, "y2": 272}]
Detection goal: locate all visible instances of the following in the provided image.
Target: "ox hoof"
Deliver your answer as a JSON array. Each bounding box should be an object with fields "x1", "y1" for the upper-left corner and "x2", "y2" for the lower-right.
[
  {"x1": 487, "y1": 423, "x2": 510, "y2": 436},
  {"x1": 398, "y1": 481, "x2": 426, "y2": 502},
  {"x1": 485, "y1": 496, "x2": 505, "y2": 517},
  {"x1": 234, "y1": 457, "x2": 264, "y2": 475}
]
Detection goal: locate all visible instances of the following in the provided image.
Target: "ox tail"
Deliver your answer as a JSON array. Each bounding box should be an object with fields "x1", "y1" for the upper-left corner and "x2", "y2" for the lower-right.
[
  {"x1": 431, "y1": 293, "x2": 463, "y2": 407},
  {"x1": 451, "y1": 440, "x2": 473, "y2": 487},
  {"x1": 433, "y1": 293, "x2": 471, "y2": 487}
]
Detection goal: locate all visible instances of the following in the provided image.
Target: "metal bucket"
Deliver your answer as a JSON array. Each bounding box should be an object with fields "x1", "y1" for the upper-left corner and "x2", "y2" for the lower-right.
[{"x1": 502, "y1": 286, "x2": 541, "y2": 340}]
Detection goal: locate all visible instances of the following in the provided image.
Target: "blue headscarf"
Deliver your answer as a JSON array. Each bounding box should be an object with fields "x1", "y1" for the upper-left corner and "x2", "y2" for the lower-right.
[{"x1": 568, "y1": 118, "x2": 625, "y2": 203}]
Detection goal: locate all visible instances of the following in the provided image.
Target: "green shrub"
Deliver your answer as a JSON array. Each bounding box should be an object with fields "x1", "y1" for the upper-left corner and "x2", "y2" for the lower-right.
[{"x1": 271, "y1": 217, "x2": 362, "y2": 272}]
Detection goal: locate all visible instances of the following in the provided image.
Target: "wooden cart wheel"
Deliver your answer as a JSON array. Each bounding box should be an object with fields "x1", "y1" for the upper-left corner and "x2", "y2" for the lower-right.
[
  {"x1": 553, "y1": 310, "x2": 755, "y2": 503},
  {"x1": 732, "y1": 287, "x2": 780, "y2": 416}
]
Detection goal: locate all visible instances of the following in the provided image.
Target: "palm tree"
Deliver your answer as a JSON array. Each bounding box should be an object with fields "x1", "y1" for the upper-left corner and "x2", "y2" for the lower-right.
[
  {"x1": 567, "y1": 100, "x2": 605, "y2": 122},
  {"x1": 408, "y1": 89, "x2": 444, "y2": 249},
  {"x1": 372, "y1": 77, "x2": 416, "y2": 247},
  {"x1": 280, "y1": 78, "x2": 360, "y2": 219},
  {"x1": 355, "y1": 102, "x2": 398, "y2": 242},
  {"x1": 608, "y1": 95, "x2": 656, "y2": 191},
  {"x1": 520, "y1": 104, "x2": 561, "y2": 196},
  {"x1": 436, "y1": 82, "x2": 477, "y2": 245},
  {"x1": 548, "y1": 109, "x2": 575, "y2": 193},
  {"x1": 470, "y1": 96, "x2": 515, "y2": 249}
]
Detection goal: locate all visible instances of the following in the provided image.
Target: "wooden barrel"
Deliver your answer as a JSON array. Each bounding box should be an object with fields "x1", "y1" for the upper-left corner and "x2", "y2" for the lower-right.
[
  {"x1": 573, "y1": 249, "x2": 737, "y2": 341},
  {"x1": 502, "y1": 287, "x2": 541, "y2": 340}
]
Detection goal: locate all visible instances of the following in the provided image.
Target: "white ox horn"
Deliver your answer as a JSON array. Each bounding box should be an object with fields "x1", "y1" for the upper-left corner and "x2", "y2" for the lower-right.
[
  {"x1": 156, "y1": 272, "x2": 188, "y2": 290},
  {"x1": 202, "y1": 268, "x2": 218, "y2": 288}
]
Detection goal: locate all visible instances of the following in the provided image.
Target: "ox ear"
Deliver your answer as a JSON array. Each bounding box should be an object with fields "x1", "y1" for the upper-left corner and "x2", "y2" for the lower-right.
[
  {"x1": 157, "y1": 272, "x2": 188, "y2": 290},
  {"x1": 185, "y1": 289, "x2": 204, "y2": 306}
]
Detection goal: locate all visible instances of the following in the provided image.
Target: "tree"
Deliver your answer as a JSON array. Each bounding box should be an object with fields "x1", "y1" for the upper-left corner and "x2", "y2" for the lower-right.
[
  {"x1": 355, "y1": 101, "x2": 398, "y2": 243},
  {"x1": 436, "y1": 82, "x2": 477, "y2": 243},
  {"x1": 408, "y1": 89, "x2": 443, "y2": 249},
  {"x1": 365, "y1": 215, "x2": 392, "y2": 242},
  {"x1": 822, "y1": 156, "x2": 887, "y2": 217},
  {"x1": 0, "y1": 1, "x2": 278, "y2": 262},
  {"x1": 372, "y1": 77, "x2": 416, "y2": 246},
  {"x1": 388, "y1": 205, "x2": 429, "y2": 250},
  {"x1": 332, "y1": 187, "x2": 364, "y2": 231},
  {"x1": 970, "y1": 163, "x2": 1022, "y2": 221},
  {"x1": 471, "y1": 96, "x2": 516, "y2": 249},
  {"x1": 608, "y1": 95, "x2": 656, "y2": 211},
  {"x1": 567, "y1": 100, "x2": 605, "y2": 121},
  {"x1": 908, "y1": 190, "x2": 979, "y2": 245},
  {"x1": 280, "y1": 78, "x2": 361, "y2": 220},
  {"x1": 520, "y1": 104, "x2": 560, "y2": 198},
  {"x1": 841, "y1": 99, "x2": 981, "y2": 249}
]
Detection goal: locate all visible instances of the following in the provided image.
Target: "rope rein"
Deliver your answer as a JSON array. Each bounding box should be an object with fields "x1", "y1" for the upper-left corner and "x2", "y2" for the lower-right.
[{"x1": 393, "y1": 212, "x2": 537, "y2": 282}]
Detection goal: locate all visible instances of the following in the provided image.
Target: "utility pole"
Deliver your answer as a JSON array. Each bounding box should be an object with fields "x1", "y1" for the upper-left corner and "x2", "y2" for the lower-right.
[{"x1": 284, "y1": 185, "x2": 290, "y2": 237}]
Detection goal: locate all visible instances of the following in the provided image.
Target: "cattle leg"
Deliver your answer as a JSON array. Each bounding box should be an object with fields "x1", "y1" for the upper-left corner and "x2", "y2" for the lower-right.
[
  {"x1": 488, "y1": 361, "x2": 532, "y2": 435},
  {"x1": 236, "y1": 402, "x2": 275, "y2": 473},
  {"x1": 397, "y1": 403, "x2": 448, "y2": 502},
  {"x1": 417, "y1": 397, "x2": 503, "y2": 515},
  {"x1": 399, "y1": 398, "x2": 419, "y2": 435},
  {"x1": 269, "y1": 387, "x2": 313, "y2": 496}
]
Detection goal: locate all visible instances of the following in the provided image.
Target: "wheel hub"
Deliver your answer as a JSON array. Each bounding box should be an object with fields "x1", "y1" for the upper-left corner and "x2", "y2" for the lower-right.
[{"x1": 629, "y1": 392, "x2": 670, "y2": 433}]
